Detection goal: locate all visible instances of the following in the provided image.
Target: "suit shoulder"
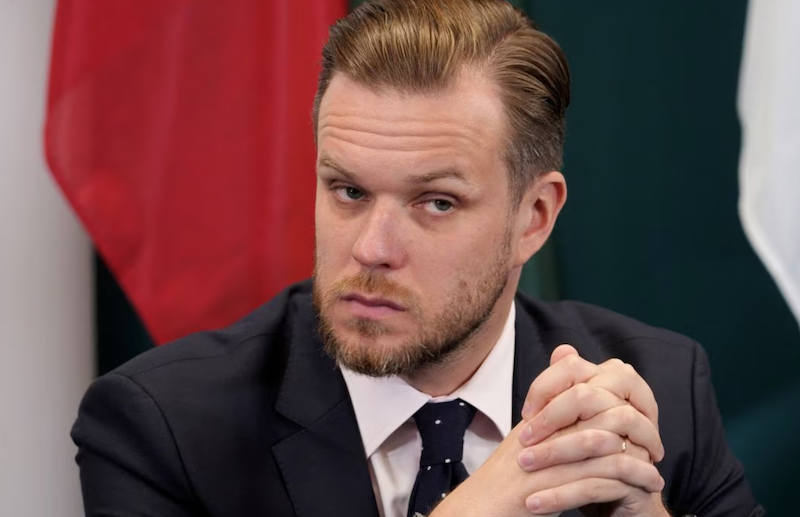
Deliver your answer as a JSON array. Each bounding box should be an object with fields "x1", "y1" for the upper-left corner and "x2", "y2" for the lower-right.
[
  {"x1": 109, "y1": 280, "x2": 314, "y2": 380},
  {"x1": 515, "y1": 291, "x2": 698, "y2": 348},
  {"x1": 515, "y1": 291, "x2": 701, "y2": 361}
]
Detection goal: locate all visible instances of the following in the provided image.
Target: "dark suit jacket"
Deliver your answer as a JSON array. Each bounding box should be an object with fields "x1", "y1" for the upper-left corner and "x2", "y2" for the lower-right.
[{"x1": 72, "y1": 280, "x2": 763, "y2": 516}]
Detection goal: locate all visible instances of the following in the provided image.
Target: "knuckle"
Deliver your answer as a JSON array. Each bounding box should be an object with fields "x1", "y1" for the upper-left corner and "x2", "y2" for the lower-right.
[
  {"x1": 650, "y1": 465, "x2": 665, "y2": 489},
  {"x1": 619, "y1": 404, "x2": 638, "y2": 425},
  {"x1": 536, "y1": 407, "x2": 551, "y2": 429},
  {"x1": 583, "y1": 429, "x2": 605, "y2": 455},
  {"x1": 573, "y1": 383, "x2": 593, "y2": 404},
  {"x1": 548, "y1": 490, "x2": 562, "y2": 510},
  {"x1": 587, "y1": 479, "x2": 603, "y2": 502},
  {"x1": 604, "y1": 358, "x2": 624, "y2": 368},
  {"x1": 538, "y1": 443, "x2": 554, "y2": 464},
  {"x1": 563, "y1": 354, "x2": 581, "y2": 369}
]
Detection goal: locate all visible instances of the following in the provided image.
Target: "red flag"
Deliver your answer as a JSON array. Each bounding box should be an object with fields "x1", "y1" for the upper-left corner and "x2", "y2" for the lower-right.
[{"x1": 46, "y1": 0, "x2": 347, "y2": 344}]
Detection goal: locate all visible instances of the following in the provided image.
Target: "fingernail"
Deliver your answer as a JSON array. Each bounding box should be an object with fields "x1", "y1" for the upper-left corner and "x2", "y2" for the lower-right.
[
  {"x1": 522, "y1": 400, "x2": 531, "y2": 419},
  {"x1": 520, "y1": 424, "x2": 533, "y2": 444},
  {"x1": 518, "y1": 451, "x2": 535, "y2": 469},
  {"x1": 527, "y1": 496, "x2": 541, "y2": 512}
]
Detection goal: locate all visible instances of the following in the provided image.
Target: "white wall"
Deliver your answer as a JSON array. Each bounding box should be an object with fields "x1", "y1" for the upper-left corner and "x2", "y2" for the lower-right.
[{"x1": 0, "y1": 0, "x2": 93, "y2": 515}]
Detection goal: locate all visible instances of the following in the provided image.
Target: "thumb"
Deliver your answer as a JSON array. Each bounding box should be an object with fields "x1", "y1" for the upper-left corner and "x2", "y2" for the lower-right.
[{"x1": 550, "y1": 343, "x2": 578, "y2": 366}]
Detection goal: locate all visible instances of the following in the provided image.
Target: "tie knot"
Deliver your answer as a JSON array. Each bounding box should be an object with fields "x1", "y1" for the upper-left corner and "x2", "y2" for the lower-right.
[{"x1": 414, "y1": 399, "x2": 477, "y2": 467}]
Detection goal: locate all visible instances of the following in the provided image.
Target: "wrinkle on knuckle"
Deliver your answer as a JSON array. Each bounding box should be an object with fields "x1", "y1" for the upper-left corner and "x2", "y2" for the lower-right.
[
  {"x1": 583, "y1": 429, "x2": 604, "y2": 455},
  {"x1": 618, "y1": 404, "x2": 637, "y2": 427},
  {"x1": 587, "y1": 479, "x2": 603, "y2": 502},
  {"x1": 538, "y1": 442, "x2": 554, "y2": 464},
  {"x1": 574, "y1": 383, "x2": 593, "y2": 405},
  {"x1": 536, "y1": 408, "x2": 551, "y2": 431},
  {"x1": 548, "y1": 489, "x2": 562, "y2": 510}
]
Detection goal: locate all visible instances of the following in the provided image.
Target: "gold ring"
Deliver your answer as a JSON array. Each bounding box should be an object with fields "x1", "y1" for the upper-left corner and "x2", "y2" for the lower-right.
[{"x1": 621, "y1": 438, "x2": 627, "y2": 454}]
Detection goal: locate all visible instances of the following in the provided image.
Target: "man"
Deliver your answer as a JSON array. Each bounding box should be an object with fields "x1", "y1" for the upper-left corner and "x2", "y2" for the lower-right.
[{"x1": 72, "y1": 1, "x2": 763, "y2": 516}]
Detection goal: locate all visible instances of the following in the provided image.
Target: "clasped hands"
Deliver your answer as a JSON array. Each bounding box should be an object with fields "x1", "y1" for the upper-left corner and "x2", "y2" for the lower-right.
[{"x1": 433, "y1": 344, "x2": 669, "y2": 517}]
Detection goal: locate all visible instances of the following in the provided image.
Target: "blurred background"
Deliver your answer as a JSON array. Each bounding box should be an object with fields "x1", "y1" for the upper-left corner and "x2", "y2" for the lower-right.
[{"x1": 1, "y1": 0, "x2": 797, "y2": 515}]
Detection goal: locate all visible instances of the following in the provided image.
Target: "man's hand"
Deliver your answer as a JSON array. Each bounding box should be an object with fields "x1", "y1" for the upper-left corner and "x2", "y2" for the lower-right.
[
  {"x1": 431, "y1": 345, "x2": 669, "y2": 517},
  {"x1": 516, "y1": 345, "x2": 669, "y2": 517}
]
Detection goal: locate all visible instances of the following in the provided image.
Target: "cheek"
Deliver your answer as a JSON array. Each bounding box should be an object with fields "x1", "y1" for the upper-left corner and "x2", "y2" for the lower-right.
[
  {"x1": 409, "y1": 236, "x2": 480, "y2": 282},
  {"x1": 315, "y1": 214, "x2": 353, "y2": 268},
  {"x1": 414, "y1": 223, "x2": 506, "y2": 277}
]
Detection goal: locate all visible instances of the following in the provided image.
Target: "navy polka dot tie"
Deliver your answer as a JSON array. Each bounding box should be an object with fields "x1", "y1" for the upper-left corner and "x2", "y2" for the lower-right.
[{"x1": 407, "y1": 399, "x2": 477, "y2": 517}]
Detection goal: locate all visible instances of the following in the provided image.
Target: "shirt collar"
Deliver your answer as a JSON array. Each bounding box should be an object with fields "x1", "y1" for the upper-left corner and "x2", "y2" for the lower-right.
[{"x1": 341, "y1": 302, "x2": 516, "y2": 457}]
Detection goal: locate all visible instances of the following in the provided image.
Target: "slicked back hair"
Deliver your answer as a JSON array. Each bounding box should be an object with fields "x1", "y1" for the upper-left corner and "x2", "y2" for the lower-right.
[{"x1": 312, "y1": 0, "x2": 571, "y2": 206}]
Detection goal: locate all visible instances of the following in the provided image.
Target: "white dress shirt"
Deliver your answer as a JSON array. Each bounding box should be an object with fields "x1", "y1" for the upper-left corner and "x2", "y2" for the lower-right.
[{"x1": 341, "y1": 303, "x2": 516, "y2": 517}]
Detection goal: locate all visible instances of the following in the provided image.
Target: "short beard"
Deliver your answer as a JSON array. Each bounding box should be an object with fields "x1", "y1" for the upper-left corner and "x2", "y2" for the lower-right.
[{"x1": 312, "y1": 231, "x2": 511, "y2": 378}]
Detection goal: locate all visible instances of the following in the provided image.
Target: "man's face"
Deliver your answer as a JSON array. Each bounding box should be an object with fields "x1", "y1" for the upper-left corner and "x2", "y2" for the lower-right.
[{"x1": 313, "y1": 72, "x2": 517, "y2": 377}]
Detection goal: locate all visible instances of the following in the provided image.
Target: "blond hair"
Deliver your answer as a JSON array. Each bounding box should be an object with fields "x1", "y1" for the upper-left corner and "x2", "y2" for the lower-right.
[{"x1": 313, "y1": 0, "x2": 570, "y2": 205}]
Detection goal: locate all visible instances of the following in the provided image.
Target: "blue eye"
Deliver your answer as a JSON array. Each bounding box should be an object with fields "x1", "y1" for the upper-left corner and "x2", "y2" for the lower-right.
[
  {"x1": 345, "y1": 187, "x2": 364, "y2": 200},
  {"x1": 335, "y1": 186, "x2": 365, "y2": 201},
  {"x1": 424, "y1": 199, "x2": 454, "y2": 214}
]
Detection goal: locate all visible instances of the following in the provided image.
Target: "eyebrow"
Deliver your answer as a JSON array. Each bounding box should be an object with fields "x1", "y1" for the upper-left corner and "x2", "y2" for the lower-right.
[
  {"x1": 318, "y1": 156, "x2": 357, "y2": 181},
  {"x1": 318, "y1": 155, "x2": 470, "y2": 186}
]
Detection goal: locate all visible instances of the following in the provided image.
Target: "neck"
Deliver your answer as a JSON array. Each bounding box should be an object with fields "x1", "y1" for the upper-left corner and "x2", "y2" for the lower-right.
[{"x1": 401, "y1": 272, "x2": 520, "y2": 397}]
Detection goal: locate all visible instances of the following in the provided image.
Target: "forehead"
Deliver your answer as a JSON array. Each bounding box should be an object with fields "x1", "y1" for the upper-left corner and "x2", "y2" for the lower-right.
[{"x1": 316, "y1": 72, "x2": 508, "y2": 177}]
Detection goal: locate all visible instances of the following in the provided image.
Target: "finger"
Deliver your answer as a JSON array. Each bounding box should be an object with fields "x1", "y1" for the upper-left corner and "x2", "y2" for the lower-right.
[
  {"x1": 521, "y1": 383, "x2": 628, "y2": 446},
  {"x1": 597, "y1": 357, "x2": 625, "y2": 371},
  {"x1": 525, "y1": 478, "x2": 662, "y2": 515},
  {"x1": 575, "y1": 404, "x2": 664, "y2": 462},
  {"x1": 518, "y1": 429, "x2": 626, "y2": 472},
  {"x1": 622, "y1": 440, "x2": 652, "y2": 464},
  {"x1": 522, "y1": 354, "x2": 601, "y2": 420},
  {"x1": 522, "y1": 354, "x2": 627, "y2": 421},
  {"x1": 588, "y1": 363, "x2": 659, "y2": 428},
  {"x1": 524, "y1": 453, "x2": 664, "y2": 503},
  {"x1": 538, "y1": 420, "x2": 656, "y2": 464},
  {"x1": 550, "y1": 343, "x2": 578, "y2": 366}
]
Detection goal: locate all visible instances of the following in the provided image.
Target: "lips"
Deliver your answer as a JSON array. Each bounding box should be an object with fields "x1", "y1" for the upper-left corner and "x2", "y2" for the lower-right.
[
  {"x1": 341, "y1": 293, "x2": 406, "y2": 311},
  {"x1": 339, "y1": 292, "x2": 407, "y2": 319}
]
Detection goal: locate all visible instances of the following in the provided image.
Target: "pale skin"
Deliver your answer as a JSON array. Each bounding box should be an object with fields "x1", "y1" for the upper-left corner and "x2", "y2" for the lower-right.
[
  {"x1": 434, "y1": 345, "x2": 670, "y2": 517},
  {"x1": 315, "y1": 70, "x2": 670, "y2": 516}
]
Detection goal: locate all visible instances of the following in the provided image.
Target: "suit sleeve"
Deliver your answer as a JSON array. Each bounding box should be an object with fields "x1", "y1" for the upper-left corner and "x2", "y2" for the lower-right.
[
  {"x1": 71, "y1": 373, "x2": 199, "y2": 517},
  {"x1": 671, "y1": 345, "x2": 765, "y2": 517}
]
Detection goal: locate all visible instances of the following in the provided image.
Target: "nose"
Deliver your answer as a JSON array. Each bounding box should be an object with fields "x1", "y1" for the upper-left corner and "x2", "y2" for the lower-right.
[{"x1": 351, "y1": 201, "x2": 406, "y2": 271}]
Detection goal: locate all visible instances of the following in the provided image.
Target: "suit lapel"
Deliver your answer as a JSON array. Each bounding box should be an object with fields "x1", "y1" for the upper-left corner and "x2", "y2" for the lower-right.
[
  {"x1": 511, "y1": 302, "x2": 551, "y2": 427},
  {"x1": 272, "y1": 299, "x2": 380, "y2": 517}
]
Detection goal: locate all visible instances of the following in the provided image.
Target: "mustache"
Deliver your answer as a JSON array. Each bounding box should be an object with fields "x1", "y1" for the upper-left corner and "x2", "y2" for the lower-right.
[{"x1": 328, "y1": 272, "x2": 418, "y2": 310}]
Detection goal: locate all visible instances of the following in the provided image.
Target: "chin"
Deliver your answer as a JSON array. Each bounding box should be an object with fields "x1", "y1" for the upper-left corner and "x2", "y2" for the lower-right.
[{"x1": 321, "y1": 326, "x2": 429, "y2": 377}]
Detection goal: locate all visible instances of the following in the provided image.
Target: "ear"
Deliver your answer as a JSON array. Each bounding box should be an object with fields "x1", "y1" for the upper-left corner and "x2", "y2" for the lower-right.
[{"x1": 511, "y1": 171, "x2": 567, "y2": 267}]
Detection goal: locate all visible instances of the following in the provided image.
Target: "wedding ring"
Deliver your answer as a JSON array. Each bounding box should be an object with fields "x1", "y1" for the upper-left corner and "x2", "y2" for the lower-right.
[{"x1": 621, "y1": 438, "x2": 628, "y2": 454}]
